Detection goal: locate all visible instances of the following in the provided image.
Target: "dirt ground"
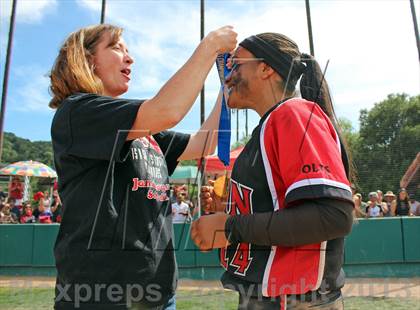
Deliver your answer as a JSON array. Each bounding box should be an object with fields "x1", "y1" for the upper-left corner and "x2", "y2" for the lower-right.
[{"x1": 0, "y1": 277, "x2": 419, "y2": 299}]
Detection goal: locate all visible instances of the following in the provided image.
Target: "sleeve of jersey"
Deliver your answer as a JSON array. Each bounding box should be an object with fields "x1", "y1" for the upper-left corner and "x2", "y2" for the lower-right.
[{"x1": 262, "y1": 102, "x2": 352, "y2": 207}]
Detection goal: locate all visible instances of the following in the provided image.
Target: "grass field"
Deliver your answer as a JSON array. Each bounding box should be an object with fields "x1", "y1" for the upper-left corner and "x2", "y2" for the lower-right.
[{"x1": 1, "y1": 287, "x2": 419, "y2": 309}]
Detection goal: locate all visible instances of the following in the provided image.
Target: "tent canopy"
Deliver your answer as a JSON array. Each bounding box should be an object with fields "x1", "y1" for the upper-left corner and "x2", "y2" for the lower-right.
[
  {"x1": 202, "y1": 146, "x2": 244, "y2": 173},
  {"x1": 170, "y1": 166, "x2": 198, "y2": 184}
]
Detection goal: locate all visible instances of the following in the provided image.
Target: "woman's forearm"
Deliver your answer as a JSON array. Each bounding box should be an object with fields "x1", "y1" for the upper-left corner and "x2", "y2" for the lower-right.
[
  {"x1": 225, "y1": 198, "x2": 353, "y2": 247},
  {"x1": 128, "y1": 27, "x2": 236, "y2": 139},
  {"x1": 178, "y1": 90, "x2": 222, "y2": 160}
]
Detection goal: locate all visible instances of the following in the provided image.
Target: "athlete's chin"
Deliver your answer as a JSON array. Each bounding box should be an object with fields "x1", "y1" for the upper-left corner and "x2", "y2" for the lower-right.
[{"x1": 227, "y1": 96, "x2": 241, "y2": 109}]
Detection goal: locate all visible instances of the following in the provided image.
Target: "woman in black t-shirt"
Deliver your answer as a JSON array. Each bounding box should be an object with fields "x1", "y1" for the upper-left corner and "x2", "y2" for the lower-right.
[
  {"x1": 392, "y1": 188, "x2": 412, "y2": 216},
  {"x1": 49, "y1": 24, "x2": 237, "y2": 310}
]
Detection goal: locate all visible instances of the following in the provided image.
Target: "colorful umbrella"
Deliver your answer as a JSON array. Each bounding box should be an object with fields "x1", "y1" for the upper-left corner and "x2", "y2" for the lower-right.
[{"x1": 0, "y1": 160, "x2": 57, "y2": 178}]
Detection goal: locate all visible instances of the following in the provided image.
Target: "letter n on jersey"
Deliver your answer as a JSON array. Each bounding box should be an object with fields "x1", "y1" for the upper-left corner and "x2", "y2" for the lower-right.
[{"x1": 221, "y1": 179, "x2": 254, "y2": 275}]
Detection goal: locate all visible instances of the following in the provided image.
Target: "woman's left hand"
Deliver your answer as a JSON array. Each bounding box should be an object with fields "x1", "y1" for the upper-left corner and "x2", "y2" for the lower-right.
[{"x1": 191, "y1": 213, "x2": 230, "y2": 251}]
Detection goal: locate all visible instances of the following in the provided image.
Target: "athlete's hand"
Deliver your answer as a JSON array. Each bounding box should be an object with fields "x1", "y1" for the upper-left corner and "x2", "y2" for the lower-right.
[
  {"x1": 200, "y1": 180, "x2": 225, "y2": 213},
  {"x1": 191, "y1": 212, "x2": 230, "y2": 251}
]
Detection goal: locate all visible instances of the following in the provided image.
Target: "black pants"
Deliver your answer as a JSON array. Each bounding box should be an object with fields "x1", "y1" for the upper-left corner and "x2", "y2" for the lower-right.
[{"x1": 238, "y1": 290, "x2": 344, "y2": 310}]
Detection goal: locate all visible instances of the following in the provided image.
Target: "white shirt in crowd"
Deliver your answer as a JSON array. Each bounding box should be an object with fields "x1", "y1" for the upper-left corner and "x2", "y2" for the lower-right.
[
  {"x1": 368, "y1": 205, "x2": 381, "y2": 217},
  {"x1": 171, "y1": 201, "x2": 190, "y2": 223},
  {"x1": 410, "y1": 200, "x2": 419, "y2": 215}
]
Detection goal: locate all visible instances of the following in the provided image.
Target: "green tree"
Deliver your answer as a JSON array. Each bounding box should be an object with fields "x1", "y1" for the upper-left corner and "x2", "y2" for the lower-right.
[
  {"x1": 354, "y1": 93, "x2": 420, "y2": 196},
  {"x1": 338, "y1": 118, "x2": 360, "y2": 187},
  {"x1": 338, "y1": 117, "x2": 360, "y2": 152},
  {"x1": 1, "y1": 132, "x2": 53, "y2": 167},
  {"x1": 231, "y1": 134, "x2": 250, "y2": 150},
  {"x1": 179, "y1": 159, "x2": 198, "y2": 166}
]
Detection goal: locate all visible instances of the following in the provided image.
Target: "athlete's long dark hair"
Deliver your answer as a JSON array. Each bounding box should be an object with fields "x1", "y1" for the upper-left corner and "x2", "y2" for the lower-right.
[{"x1": 256, "y1": 32, "x2": 356, "y2": 184}]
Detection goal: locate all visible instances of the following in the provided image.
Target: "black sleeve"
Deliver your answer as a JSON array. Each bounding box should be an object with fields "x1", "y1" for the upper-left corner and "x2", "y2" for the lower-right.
[
  {"x1": 153, "y1": 131, "x2": 190, "y2": 175},
  {"x1": 225, "y1": 198, "x2": 353, "y2": 247},
  {"x1": 66, "y1": 93, "x2": 143, "y2": 161}
]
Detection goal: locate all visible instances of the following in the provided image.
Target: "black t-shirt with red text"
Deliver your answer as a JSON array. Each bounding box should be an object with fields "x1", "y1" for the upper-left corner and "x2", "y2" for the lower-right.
[{"x1": 51, "y1": 93, "x2": 189, "y2": 309}]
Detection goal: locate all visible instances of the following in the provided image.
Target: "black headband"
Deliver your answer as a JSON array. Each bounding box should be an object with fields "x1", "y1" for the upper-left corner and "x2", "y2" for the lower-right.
[{"x1": 239, "y1": 35, "x2": 306, "y2": 81}]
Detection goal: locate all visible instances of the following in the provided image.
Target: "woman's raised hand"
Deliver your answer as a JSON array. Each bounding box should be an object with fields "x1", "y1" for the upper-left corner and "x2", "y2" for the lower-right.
[{"x1": 206, "y1": 26, "x2": 237, "y2": 54}]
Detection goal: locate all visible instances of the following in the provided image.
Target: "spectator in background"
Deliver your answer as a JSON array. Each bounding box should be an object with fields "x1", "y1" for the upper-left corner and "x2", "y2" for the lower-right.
[
  {"x1": 358, "y1": 192, "x2": 368, "y2": 210},
  {"x1": 170, "y1": 185, "x2": 188, "y2": 203},
  {"x1": 8, "y1": 176, "x2": 23, "y2": 208},
  {"x1": 0, "y1": 186, "x2": 7, "y2": 202},
  {"x1": 34, "y1": 191, "x2": 53, "y2": 223},
  {"x1": 42, "y1": 190, "x2": 52, "y2": 209},
  {"x1": 51, "y1": 189, "x2": 62, "y2": 223},
  {"x1": 377, "y1": 190, "x2": 390, "y2": 216},
  {"x1": 171, "y1": 194, "x2": 190, "y2": 223},
  {"x1": 20, "y1": 202, "x2": 36, "y2": 224},
  {"x1": 366, "y1": 192, "x2": 383, "y2": 218},
  {"x1": 409, "y1": 195, "x2": 419, "y2": 216},
  {"x1": 9, "y1": 199, "x2": 22, "y2": 220},
  {"x1": 353, "y1": 194, "x2": 366, "y2": 218},
  {"x1": 392, "y1": 188, "x2": 412, "y2": 216},
  {"x1": 0, "y1": 203, "x2": 18, "y2": 224},
  {"x1": 384, "y1": 191, "x2": 396, "y2": 217}
]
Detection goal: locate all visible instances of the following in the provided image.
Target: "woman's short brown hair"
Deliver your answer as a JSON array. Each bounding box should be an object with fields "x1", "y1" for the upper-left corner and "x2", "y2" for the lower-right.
[{"x1": 48, "y1": 24, "x2": 123, "y2": 109}]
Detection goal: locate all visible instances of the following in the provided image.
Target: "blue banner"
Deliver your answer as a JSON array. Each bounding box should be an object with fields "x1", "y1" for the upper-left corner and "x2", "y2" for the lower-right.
[{"x1": 215, "y1": 54, "x2": 231, "y2": 166}]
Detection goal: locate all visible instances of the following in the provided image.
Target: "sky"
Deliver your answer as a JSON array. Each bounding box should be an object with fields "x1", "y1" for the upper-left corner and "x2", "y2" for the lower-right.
[{"x1": 0, "y1": 0, "x2": 419, "y2": 142}]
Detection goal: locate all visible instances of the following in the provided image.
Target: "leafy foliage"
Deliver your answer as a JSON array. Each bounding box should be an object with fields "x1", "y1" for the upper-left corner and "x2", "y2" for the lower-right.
[
  {"x1": 1, "y1": 132, "x2": 53, "y2": 167},
  {"x1": 348, "y1": 94, "x2": 419, "y2": 196},
  {"x1": 231, "y1": 134, "x2": 250, "y2": 150},
  {"x1": 179, "y1": 159, "x2": 198, "y2": 166}
]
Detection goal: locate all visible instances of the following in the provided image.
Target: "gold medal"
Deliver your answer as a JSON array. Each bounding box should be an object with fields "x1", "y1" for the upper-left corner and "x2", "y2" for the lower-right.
[{"x1": 213, "y1": 174, "x2": 229, "y2": 198}]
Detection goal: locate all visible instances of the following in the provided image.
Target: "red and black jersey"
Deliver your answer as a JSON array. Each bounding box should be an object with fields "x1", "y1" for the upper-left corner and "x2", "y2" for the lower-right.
[{"x1": 220, "y1": 98, "x2": 352, "y2": 297}]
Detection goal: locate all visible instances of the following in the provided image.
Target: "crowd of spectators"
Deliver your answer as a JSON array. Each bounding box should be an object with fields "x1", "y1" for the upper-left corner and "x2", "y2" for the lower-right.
[
  {"x1": 0, "y1": 179, "x2": 195, "y2": 225},
  {"x1": 0, "y1": 178, "x2": 62, "y2": 224},
  {"x1": 1, "y1": 177, "x2": 418, "y2": 224},
  {"x1": 352, "y1": 187, "x2": 420, "y2": 218}
]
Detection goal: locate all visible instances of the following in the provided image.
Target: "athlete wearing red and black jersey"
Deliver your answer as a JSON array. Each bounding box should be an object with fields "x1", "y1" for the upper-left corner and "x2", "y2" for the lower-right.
[{"x1": 192, "y1": 33, "x2": 354, "y2": 310}]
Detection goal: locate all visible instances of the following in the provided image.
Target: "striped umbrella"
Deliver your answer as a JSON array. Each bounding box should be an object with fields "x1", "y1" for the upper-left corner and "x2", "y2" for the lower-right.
[{"x1": 0, "y1": 160, "x2": 57, "y2": 178}]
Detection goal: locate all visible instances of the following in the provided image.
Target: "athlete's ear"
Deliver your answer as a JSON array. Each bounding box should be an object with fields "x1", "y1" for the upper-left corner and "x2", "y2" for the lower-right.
[{"x1": 259, "y1": 63, "x2": 275, "y2": 80}]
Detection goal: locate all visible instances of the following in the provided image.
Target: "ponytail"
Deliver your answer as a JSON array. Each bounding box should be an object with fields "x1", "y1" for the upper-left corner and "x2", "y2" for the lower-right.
[
  {"x1": 300, "y1": 53, "x2": 356, "y2": 184},
  {"x1": 299, "y1": 53, "x2": 336, "y2": 124}
]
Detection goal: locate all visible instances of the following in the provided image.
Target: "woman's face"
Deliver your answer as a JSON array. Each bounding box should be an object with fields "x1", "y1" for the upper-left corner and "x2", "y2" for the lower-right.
[
  {"x1": 399, "y1": 191, "x2": 408, "y2": 200},
  {"x1": 93, "y1": 32, "x2": 134, "y2": 98}
]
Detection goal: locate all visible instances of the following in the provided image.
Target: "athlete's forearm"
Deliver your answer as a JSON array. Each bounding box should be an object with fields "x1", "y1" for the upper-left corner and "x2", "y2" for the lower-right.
[{"x1": 224, "y1": 198, "x2": 353, "y2": 247}]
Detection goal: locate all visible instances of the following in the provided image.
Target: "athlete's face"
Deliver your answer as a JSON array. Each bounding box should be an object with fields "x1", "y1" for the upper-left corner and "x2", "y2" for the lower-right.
[
  {"x1": 225, "y1": 47, "x2": 261, "y2": 109},
  {"x1": 93, "y1": 33, "x2": 134, "y2": 98}
]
